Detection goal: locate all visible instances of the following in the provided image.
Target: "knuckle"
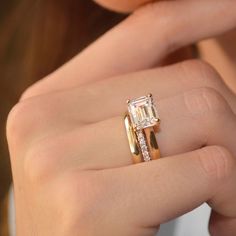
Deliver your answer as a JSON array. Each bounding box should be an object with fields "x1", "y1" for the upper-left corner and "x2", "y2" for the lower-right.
[
  {"x1": 6, "y1": 102, "x2": 31, "y2": 143},
  {"x1": 186, "y1": 60, "x2": 216, "y2": 77},
  {"x1": 197, "y1": 146, "x2": 234, "y2": 181},
  {"x1": 191, "y1": 59, "x2": 218, "y2": 78},
  {"x1": 7, "y1": 97, "x2": 53, "y2": 150},
  {"x1": 20, "y1": 86, "x2": 35, "y2": 101},
  {"x1": 184, "y1": 87, "x2": 230, "y2": 116},
  {"x1": 20, "y1": 79, "x2": 48, "y2": 101},
  {"x1": 195, "y1": 60, "x2": 223, "y2": 89},
  {"x1": 199, "y1": 87, "x2": 226, "y2": 112},
  {"x1": 6, "y1": 103, "x2": 21, "y2": 138},
  {"x1": 23, "y1": 140, "x2": 57, "y2": 183},
  {"x1": 6, "y1": 96, "x2": 57, "y2": 142},
  {"x1": 180, "y1": 60, "x2": 222, "y2": 89}
]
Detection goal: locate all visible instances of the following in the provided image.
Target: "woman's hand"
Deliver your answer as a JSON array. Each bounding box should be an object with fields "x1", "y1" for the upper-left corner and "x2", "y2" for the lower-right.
[
  {"x1": 8, "y1": 61, "x2": 236, "y2": 236},
  {"x1": 7, "y1": 1, "x2": 236, "y2": 235}
]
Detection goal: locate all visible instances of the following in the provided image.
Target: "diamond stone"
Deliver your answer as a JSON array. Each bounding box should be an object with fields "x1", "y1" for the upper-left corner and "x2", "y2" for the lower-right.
[{"x1": 128, "y1": 94, "x2": 159, "y2": 130}]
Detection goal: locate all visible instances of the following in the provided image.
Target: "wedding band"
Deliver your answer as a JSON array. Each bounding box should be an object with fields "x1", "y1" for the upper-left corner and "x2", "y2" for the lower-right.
[
  {"x1": 124, "y1": 114, "x2": 143, "y2": 163},
  {"x1": 124, "y1": 94, "x2": 161, "y2": 163}
]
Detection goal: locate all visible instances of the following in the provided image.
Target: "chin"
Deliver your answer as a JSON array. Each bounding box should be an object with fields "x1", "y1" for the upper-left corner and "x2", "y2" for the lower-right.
[{"x1": 93, "y1": 0, "x2": 151, "y2": 13}]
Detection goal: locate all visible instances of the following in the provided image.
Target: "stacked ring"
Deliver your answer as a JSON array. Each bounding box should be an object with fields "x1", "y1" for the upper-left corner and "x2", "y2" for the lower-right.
[{"x1": 124, "y1": 94, "x2": 161, "y2": 163}]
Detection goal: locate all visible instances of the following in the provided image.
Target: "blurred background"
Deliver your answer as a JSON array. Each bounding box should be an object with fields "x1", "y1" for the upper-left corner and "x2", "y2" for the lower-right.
[{"x1": 0, "y1": 1, "x2": 126, "y2": 234}]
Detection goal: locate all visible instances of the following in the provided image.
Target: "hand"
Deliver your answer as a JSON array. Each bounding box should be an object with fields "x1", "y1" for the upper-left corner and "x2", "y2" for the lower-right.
[{"x1": 7, "y1": 1, "x2": 236, "y2": 235}]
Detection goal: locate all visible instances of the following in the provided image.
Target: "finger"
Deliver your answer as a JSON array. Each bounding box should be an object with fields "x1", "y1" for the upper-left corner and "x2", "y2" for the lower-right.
[
  {"x1": 21, "y1": 0, "x2": 236, "y2": 99},
  {"x1": 98, "y1": 146, "x2": 236, "y2": 230},
  {"x1": 21, "y1": 61, "x2": 236, "y2": 133},
  {"x1": 26, "y1": 87, "x2": 236, "y2": 173},
  {"x1": 209, "y1": 211, "x2": 236, "y2": 236}
]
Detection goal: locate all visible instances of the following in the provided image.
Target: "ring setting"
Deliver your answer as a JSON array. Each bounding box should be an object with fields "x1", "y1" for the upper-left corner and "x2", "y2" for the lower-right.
[{"x1": 124, "y1": 94, "x2": 161, "y2": 163}]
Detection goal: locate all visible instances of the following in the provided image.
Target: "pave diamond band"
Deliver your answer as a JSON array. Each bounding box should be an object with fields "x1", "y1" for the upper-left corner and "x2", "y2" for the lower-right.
[
  {"x1": 136, "y1": 130, "x2": 151, "y2": 162},
  {"x1": 125, "y1": 94, "x2": 161, "y2": 163}
]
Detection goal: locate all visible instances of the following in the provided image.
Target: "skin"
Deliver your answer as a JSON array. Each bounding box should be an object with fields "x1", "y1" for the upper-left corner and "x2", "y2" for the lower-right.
[
  {"x1": 93, "y1": 0, "x2": 151, "y2": 13},
  {"x1": 199, "y1": 33, "x2": 236, "y2": 93},
  {"x1": 94, "y1": 0, "x2": 236, "y2": 93},
  {"x1": 7, "y1": 0, "x2": 236, "y2": 235}
]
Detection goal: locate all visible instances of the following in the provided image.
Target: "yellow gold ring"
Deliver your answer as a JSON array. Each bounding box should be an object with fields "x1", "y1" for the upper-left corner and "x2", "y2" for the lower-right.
[{"x1": 124, "y1": 94, "x2": 161, "y2": 163}]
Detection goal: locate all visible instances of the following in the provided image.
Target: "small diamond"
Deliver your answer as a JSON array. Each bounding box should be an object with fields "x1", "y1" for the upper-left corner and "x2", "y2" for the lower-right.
[
  {"x1": 138, "y1": 136, "x2": 145, "y2": 141},
  {"x1": 141, "y1": 145, "x2": 148, "y2": 151},
  {"x1": 140, "y1": 141, "x2": 146, "y2": 147},
  {"x1": 137, "y1": 131, "x2": 144, "y2": 139},
  {"x1": 138, "y1": 136, "x2": 144, "y2": 140},
  {"x1": 143, "y1": 153, "x2": 151, "y2": 161},
  {"x1": 143, "y1": 150, "x2": 149, "y2": 156}
]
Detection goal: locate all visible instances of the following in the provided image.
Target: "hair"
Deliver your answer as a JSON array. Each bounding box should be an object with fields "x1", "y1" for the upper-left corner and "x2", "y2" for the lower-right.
[{"x1": 0, "y1": 1, "x2": 126, "y2": 234}]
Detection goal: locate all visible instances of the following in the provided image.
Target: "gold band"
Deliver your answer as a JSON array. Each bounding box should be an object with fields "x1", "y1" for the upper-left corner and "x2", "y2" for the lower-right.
[
  {"x1": 124, "y1": 113, "x2": 160, "y2": 163},
  {"x1": 143, "y1": 126, "x2": 160, "y2": 160},
  {"x1": 124, "y1": 113, "x2": 143, "y2": 163}
]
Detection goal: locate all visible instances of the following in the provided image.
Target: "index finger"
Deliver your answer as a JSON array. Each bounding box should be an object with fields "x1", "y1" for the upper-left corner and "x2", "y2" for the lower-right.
[{"x1": 21, "y1": 0, "x2": 236, "y2": 99}]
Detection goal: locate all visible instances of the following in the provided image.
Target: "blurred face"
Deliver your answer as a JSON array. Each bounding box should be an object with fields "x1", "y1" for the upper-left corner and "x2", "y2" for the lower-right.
[{"x1": 93, "y1": 0, "x2": 152, "y2": 12}]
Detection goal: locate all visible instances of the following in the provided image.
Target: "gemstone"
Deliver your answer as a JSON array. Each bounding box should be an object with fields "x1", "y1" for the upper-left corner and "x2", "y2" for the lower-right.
[
  {"x1": 128, "y1": 94, "x2": 159, "y2": 130},
  {"x1": 137, "y1": 132, "x2": 144, "y2": 139},
  {"x1": 143, "y1": 153, "x2": 151, "y2": 161},
  {"x1": 141, "y1": 145, "x2": 148, "y2": 151},
  {"x1": 140, "y1": 140, "x2": 146, "y2": 146},
  {"x1": 143, "y1": 150, "x2": 149, "y2": 156}
]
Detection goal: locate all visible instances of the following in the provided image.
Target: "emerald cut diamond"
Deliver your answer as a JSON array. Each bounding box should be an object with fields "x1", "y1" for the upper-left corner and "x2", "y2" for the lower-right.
[{"x1": 127, "y1": 94, "x2": 159, "y2": 130}]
